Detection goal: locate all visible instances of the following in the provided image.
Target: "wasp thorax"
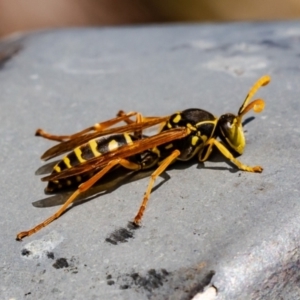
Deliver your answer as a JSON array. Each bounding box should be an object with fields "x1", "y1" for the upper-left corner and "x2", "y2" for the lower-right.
[{"x1": 218, "y1": 113, "x2": 246, "y2": 155}]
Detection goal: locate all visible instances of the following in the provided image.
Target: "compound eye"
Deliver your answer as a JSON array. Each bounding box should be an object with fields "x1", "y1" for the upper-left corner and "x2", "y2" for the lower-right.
[
  {"x1": 226, "y1": 121, "x2": 233, "y2": 129},
  {"x1": 219, "y1": 114, "x2": 235, "y2": 130}
]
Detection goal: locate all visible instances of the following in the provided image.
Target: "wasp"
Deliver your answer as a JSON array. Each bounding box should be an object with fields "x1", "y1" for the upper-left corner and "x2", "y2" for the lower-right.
[{"x1": 16, "y1": 75, "x2": 270, "y2": 240}]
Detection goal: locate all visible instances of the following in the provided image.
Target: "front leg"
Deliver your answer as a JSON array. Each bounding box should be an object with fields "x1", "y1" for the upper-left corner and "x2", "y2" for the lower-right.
[{"x1": 199, "y1": 138, "x2": 263, "y2": 173}]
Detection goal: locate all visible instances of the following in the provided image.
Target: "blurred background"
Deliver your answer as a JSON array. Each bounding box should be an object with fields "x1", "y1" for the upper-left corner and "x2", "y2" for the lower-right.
[{"x1": 1, "y1": 0, "x2": 300, "y2": 38}]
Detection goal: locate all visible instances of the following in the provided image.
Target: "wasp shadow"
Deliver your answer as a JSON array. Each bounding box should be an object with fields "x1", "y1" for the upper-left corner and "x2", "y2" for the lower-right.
[
  {"x1": 32, "y1": 167, "x2": 171, "y2": 208},
  {"x1": 242, "y1": 116, "x2": 255, "y2": 127}
]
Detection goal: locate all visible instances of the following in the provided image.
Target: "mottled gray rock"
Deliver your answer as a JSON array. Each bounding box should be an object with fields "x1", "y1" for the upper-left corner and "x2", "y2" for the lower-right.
[{"x1": 1, "y1": 22, "x2": 300, "y2": 299}]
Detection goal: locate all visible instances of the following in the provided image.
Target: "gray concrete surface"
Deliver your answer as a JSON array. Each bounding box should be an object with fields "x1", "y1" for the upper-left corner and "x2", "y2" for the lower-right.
[{"x1": 0, "y1": 22, "x2": 299, "y2": 299}]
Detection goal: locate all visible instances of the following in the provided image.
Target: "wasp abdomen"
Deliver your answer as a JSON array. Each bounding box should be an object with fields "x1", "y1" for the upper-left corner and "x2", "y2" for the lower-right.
[{"x1": 45, "y1": 133, "x2": 135, "y2": 193}]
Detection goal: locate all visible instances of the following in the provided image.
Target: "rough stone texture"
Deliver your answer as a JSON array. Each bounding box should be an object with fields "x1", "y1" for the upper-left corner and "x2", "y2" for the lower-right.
[{"x1": 0, "y1": 22, "x2": 299, "y2": 299}]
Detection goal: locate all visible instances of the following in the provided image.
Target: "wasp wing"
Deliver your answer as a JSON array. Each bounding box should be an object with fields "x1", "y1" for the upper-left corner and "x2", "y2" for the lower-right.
[
  {"x1": 41, "y1": 116, "x2": 169, "y2": 161},
  {"x1": 41, "y1": 127, "x2": 188, "y2": 182}
]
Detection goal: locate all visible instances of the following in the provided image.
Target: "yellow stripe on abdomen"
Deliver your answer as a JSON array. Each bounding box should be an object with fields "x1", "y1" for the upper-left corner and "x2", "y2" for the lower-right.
[
  {"x1": 108, "y1": 139, "x2": 119, "y2": 151},
  {"x1": 74, "y1": 147, "x2": 86, "y2": 163},
  {"x1": 63, "y1": 157, "x2": 72, "y2": 168},
  {"x1": 89, "y1": 139, "x2": 102, "y2": 157},
  {"x1": 54, "y1": 165, "x2": 61, "y2": 172},
  {"x1": 123, "y1": 133, "x2": 133, "y2": 145}
]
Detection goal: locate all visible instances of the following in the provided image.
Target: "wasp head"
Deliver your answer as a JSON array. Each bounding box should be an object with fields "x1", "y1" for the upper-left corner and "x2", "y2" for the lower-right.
[
  {"x1": 218, "y1": 113, "x2": 245, "y2": 155},
  {"x1": 218, "y1": 75, "x2": 270, "y2": 155}
]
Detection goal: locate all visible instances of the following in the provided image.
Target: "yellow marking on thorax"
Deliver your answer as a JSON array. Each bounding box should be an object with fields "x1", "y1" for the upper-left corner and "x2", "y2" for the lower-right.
[
  {"x1": 165, "y1": 143, "x2": 173, "y2": 150},
  {"x1": 89, "y1": 139, "x2": 101, "y2": 157},
  {"x1": 54, "y1": 165, "x2": 61, "y2": 173},
  {"x1": 108, "y1": 139, "x2": 119, "y2": 151},
  {"x1": 191, "y1": 136, "x2": 199, "y2": 146},
  {"x1": 124, "y1": 133, "x2": 133, "y2": 145},
  {"x1": 76, "y1": 175, "x2": 82, "y2": 182},
  {"x1": 63, "y1": 157, "x2": 72, "y2": 169},
  {"x1": 187, "y1": 123, "x2": 197, "y2": 131},
  {"x1": 74, "y1": 147, "x2": 86, "y2": 163},
  {"x1": 201, "y1": 135, "x2": 208, "y2": 143},
  {"x1": 167, "y1": 122, "x2": 172, "y2": 129},
  {"x1": 196, "y1": 120, "x2": 218, "y2": 139},
  {"x1": 172, "y1": 114, "x2": 181, "y2": 123}
]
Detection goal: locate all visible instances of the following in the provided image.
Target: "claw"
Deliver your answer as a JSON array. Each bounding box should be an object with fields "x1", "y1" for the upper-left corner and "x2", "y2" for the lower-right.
[
  {"x1": 253, "y1": 166, "x2": 263, "y2": 173},
  {"x1": 16, "y1": 231, "x2": 27, "y2": 241}
]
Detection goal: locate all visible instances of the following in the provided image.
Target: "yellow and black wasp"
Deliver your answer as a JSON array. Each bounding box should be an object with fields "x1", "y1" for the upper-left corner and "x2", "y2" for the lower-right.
[{"x1": 16, "y1": 75, "x2": 270, "y2": 240}]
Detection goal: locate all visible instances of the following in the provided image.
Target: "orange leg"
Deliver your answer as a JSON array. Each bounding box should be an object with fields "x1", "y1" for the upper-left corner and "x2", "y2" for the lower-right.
[
  {"x1": 117, "y1": 110, "x2": 140, "y2": 125},
  {"x1": 117, "y1": 110, "x2": 160, "y2": 125},
  {"x1": 16, "y1": 158, "x2": 141, "y2": 240},
  {"x1": 116, "y1": 110, "x2": 144, "y2": 138},
  {"x1": 198, "y1": 140, "x2": 215, "y2": 162},
  {"x1": 133, "y1": 149, "x2": 181, "y2": 225},
  {"x1": 35, "y1": 111, "x2": 140, "y2": 142},
  {"x1": 117, "y1": 110, "x2": 164, "y2": 138}
]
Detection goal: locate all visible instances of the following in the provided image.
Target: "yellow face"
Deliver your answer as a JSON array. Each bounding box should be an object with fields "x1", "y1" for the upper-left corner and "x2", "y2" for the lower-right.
[
  {"x1": 219, "y1": 75, "x2": 270, "y2": 155},
  {"x1": 218, "y1": 114, "x2": 246, "y2": 155}
]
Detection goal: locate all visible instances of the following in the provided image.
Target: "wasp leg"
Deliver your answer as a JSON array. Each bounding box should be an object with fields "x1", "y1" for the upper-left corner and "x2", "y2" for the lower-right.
[
  {"x1": 117, "y1": 110, "x2": 144, "y2": 138},
  {"x1": 210, "y1": 138, "x2": 263, "y2": 172},
  {"x1": 35, "y1": 111, "x2": 140, "y2": 142},
  {"x1": 198, "y1": 141, "x2": 215, "y2": 162},
  {"x1": 117, "y1": 110, "x2": 166, "y2": 138},
  {"x1": 117, "y1": 110, "x2": 162, "y2": 124},
  {"x1": 117, "y1": 110, "x2": 142, "y2": 125},
  {"x1": 133, "y1": 149, "x2": 181, "y2": 225},
  {"x1": 16, "y1": 158, "x2": 141, "y2": 240}
]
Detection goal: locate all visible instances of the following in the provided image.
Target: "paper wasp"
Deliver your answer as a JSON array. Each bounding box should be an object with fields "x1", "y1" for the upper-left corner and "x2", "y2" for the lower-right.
[{"x1": 16, "y1": 75, "x2": 270, "y2": 240}]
